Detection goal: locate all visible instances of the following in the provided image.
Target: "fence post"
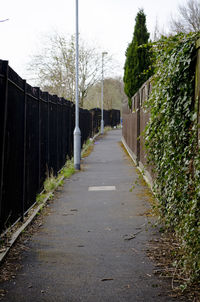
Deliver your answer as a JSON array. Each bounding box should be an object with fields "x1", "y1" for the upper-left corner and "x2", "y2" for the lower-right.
[
  {"x1": 136, "y1": 92, "x2": 141, "y2": 165},
  {"x1": 61, "y1": 98, "x2": 64, "y2": 166},
  {"x1": 195, "y1": 39, "x2": 200, "y2": 145},
  {"x1": 56, "y1": 96, "x2": 59, "y2": 174},
  {"x1": 36, "y1": 87, "x2": 41, "y2": 190},
  {"x1": 46, "y1": 92, "x2": 50, "y2": 171},
  {"x1": 0, "y1": 61, "x2": 9, "y2": 222},
  {"x1": 21, "y1": 80, "x2": 27, "y2": 222},
  {"x1": 91, "y1": 110, "x2": 94, "y2": 137}
]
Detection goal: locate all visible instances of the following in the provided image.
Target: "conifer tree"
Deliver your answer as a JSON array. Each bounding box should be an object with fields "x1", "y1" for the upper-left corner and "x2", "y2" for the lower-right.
[{"x1": 123, "y1": 9, "x2": 152, "y2": 107}]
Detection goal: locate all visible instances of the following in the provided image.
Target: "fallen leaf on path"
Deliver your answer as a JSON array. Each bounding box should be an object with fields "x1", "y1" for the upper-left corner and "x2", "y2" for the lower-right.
[
  {"x1": 131, "y1": 247, "x2": 139, "y2": 253},
  {"x1": 124, "y1": 284, "x2": 130, "y2": 289},
  {"x1": 123, "y1": 234, "x2": 136, "y2": 241},
  {"x1": 70, "y1": 209, "x2": 78, "y2": 212},
  {"x1": 101, "y1": 278, "x2": 114, "y2": 281},
  {"x1": 124, "y1": 228, "x2": 144, "y2": 241},
  {"x1": 105, "y1": 227, "x2": 112, "y2": 231}
]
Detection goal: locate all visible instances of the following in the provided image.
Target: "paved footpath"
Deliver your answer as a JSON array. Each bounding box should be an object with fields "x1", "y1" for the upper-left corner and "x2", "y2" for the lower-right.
[{"x1": 1, "y1": 130, "x2": 180, "y2": 302}]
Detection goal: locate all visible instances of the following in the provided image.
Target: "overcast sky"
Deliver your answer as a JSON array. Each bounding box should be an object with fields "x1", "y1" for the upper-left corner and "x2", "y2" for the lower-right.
[{"x1": 0, "y1": 0, "x2": 183, "y2": 82}]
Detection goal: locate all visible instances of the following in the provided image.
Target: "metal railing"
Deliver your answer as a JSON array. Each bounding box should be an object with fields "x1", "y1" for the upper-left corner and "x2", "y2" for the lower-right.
[{"x1": 0, "y1": 60, "x2": 120, "y2": 233}]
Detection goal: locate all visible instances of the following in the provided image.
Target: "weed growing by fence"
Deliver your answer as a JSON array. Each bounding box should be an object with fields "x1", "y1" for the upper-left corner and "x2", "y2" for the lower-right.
[
  {"x1": 36, "y1": 136, "x2": 97, "y2": 205},
  {"x1": 144, "y1": 33, "x2": 200, "y2": 285},
  {"x1": 36, "y1": 160, "x2": 75, "y2": 204}
]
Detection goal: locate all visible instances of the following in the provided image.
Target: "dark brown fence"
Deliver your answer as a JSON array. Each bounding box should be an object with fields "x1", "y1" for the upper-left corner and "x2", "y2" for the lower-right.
[
  {"x1": 122, "y1": 78, "x2": 153, "y2": 186},
  {"x1": 0, "y1": 60, "x2": 120, "y2": 234}
]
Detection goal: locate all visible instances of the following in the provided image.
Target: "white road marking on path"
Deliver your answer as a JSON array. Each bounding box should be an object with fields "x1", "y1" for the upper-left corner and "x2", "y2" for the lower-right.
[{"x1": 88, "y1": 186, "x2": 116, "y2": 191}]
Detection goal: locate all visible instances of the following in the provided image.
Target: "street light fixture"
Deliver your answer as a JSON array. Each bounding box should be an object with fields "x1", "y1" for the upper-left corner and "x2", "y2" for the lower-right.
[
  {"x1": 101, "y1": 51, "x2": 108, "y2": 135},
  {"x1": 74, "y1": 0, "x2": 81, "y2": 170},
  {"x1": 0, "y1": 19, "x2": 9, "y2": 23}
]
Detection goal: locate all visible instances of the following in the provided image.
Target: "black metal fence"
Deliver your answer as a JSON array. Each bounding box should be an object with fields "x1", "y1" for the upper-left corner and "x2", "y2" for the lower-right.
[{"x1": 0, "y1": 60, "x2": 120, "y2": 234}]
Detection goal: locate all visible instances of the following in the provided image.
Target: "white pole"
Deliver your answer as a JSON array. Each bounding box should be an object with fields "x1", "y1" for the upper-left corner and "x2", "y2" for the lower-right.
[
  {"x1": 101, "y1": 52, "x2": 108, "y2": 135},
  {"x1": 74, "y1": 0, "x2": 81, "y2": 170}
]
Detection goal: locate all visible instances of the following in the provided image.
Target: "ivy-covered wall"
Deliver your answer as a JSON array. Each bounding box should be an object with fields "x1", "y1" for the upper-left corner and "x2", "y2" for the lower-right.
[{"x1": 122, "y1": 33, "x2": 200, "y2": 284}]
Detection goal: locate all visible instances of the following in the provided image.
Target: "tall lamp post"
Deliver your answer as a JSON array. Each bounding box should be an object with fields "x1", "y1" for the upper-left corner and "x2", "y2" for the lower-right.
[
  {"x1": 101, "y1": 51, "x2": 108, "y2": 135},
  {"x1": 74, "y1": 0, "x2": 81, "y2": 170}
]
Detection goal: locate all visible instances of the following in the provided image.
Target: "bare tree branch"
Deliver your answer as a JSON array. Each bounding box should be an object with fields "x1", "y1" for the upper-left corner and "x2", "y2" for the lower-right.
[
  {"x1": 27, "y1": 33, "x2": 113, "y2": 107},
  {"x1": 170, "y1": 0, "x2": 200, "y2": 33},
  {"x1": 84, "y1": 77, "x2": 125, "y2": 111}
]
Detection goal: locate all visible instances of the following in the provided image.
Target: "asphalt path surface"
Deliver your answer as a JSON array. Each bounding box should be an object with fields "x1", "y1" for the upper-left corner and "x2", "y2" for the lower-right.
[{"x1": 0, "y1": 130, "x2": 180, "y2": 301}]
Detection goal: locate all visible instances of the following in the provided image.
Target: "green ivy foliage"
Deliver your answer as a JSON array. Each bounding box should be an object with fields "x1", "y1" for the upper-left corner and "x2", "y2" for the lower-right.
[{"x1": 144, "y1": 33, "x2": 200, "y2": 283}]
